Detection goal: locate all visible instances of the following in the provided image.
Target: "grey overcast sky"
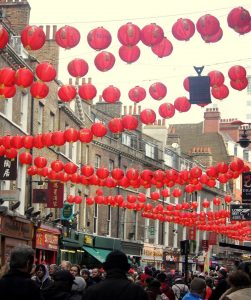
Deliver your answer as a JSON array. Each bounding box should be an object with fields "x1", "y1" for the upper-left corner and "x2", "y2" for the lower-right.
[{"x1": 27, "y1": 0, "x2": 251, "y2": 124}]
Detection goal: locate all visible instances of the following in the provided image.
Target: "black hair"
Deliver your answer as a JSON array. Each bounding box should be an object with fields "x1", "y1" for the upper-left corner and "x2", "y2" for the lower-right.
[{"x1": 9, "y1": 246, "x2": 34, "y2": 270}]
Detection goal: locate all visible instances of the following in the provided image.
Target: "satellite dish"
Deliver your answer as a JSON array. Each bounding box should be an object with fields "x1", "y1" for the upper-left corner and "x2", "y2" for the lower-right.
[{"x1": 172, "y1": 143, "x2": 179, "y2": 149}]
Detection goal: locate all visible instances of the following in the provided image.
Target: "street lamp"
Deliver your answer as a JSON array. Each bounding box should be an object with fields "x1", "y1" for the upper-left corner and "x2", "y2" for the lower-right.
[{"x1": 231, "y1": 120, "x2": 251, "y2": 148}]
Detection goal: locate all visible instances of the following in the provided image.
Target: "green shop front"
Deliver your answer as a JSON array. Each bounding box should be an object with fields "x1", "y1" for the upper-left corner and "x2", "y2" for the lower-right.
[
  {"x1": 121, "y1": 240, "x2": 143, "y2": 268},
  {"x1": 80, "y1": 234, "x2": 122, "y2": 268}
]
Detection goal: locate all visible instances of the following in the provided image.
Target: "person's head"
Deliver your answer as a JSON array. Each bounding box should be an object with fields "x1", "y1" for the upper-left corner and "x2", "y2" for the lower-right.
[
  {"x1": 35, "y1": 264, "x2": 47, "y2": 280},
  {"x1": 9, "y1": 245, "x2": 34, "y2": 273},
  {"x1": 190, "y1": 277, "x2": 206, "y2": 298},
  {"x1": 174, "y1": 276, "x2": 184, "y2": 284},
  {"x1": 70, "y1": 264, "x2": 81, "y2": 277},
  {"x1": 227, "y1": 270, "x2": 251, "y2": 288},
  {"x1": 237, "y1": 261, "x2": 251, "y2": 280},
  {"x1": 156, "y1": 272, "x2": 167, "y2": 283},
  {"x1": 147, "y1": 278, "x2": 161, "y2": 294},
  {"x1": 103, "y1": 250, "x2": 130, "y2": 273},
  {"x1": 60, "y1": 260, "x2": 72, "y2": 271},
  {"x1": 49, "y1": 264, "x2": 58, "y2": 276},
  {"x1": 53, "y1": 270, "x2": 75, "y2": 292},
  {"x1": 218, "y1": 268, "x2": 227, "y2": 279},
  {"x1": 205, "y1": 277, "x2": 213, "y2": 288},
  {"x1": 80, "y1": 268, "x2": 90, "y2": 280},
  {"x1": 91, "y1": 268, "x2": 100, "y2": 278},
  {"x1": 213, "y1": 277, "x2": 219, "y2": 286}
]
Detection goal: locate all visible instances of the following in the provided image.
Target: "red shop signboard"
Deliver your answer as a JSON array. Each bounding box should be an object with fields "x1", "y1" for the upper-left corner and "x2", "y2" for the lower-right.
[{"x1": 36, "y1": 229, "x2": 59, "y2": 251}]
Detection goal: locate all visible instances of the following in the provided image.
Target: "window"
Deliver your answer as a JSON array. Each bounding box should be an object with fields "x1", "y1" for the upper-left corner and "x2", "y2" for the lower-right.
[
  {"x1": 49, "y1": 112, "x2": 55, "y2": 132},
  {"x1": 243, "y1": 149, "x2": 249, "y2": 161},
  {"x1": 123, "y1": 165, "x2": 127, "y2": 173},
  {"x1": 95, "y1": 155, "x2": 101, "y2": 169},
  {"x1": 38, "y1": 102, "x2": 44, "y2": 134},
  {"x1": 20, "y1": 92, "x2": 28, "y2": 131},
  {"x1": 94, "y1": 203, "x2": 98, "y2": 234},
  {"x1": 107, "y1": 205, "x2": 111, "y2": 236},
  {"x1": 108, "y1": 159, "x2": 114, "y2": 172},
  {"x1": 122, "y1": 133, "x2": 131, "y2": 147},
  {"x1": 85, "y1": 145, "x2": 89, "y2": 164},
  {"x1": 247, "y1": 76, "x2": 251, "y2": 94},
  {"x1": 145, "y1": 142, "x2": 155, "y2": 159}
]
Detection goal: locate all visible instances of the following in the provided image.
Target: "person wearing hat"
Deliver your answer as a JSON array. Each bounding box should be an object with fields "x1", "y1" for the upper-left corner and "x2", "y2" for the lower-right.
[
  {"x1": 209, "y1": 269, "x2": 229, "y2": 300},
  {"x1": 41, "y1": 270, "x2": 75, "y2": 300},
  {"x1": 83, "y1": 250, "x2": 148, "y2": 300},
  {"x1": 172, "y1": 277, "x2": 189, "y2": 300}
]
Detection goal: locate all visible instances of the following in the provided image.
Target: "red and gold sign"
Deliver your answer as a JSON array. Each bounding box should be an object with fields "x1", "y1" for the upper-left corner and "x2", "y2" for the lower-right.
[{"x1": 36, "y1": 229, "x2": 59, "y2": 251}]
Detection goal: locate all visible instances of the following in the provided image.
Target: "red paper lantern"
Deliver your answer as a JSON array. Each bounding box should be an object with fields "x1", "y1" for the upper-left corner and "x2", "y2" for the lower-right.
[
  {"x1": 140, "y1": 109, "x2": 156, "y2": 125},
  {"x1": 208, "y1": 70, "x2": 225, "y2": 87},
  {"x1": 0, "y1": 67, "x2": 15, "y2": 87},
  {"x1": 94, "y1": 51, "x2": 115, "y2": 72},
  {"x1": 111, "y1": 168, "x2": 124, "y2": 180},
  {"x1": 67, "y1": 58, "x2": 89, "y2": 78},
  {"x1": 96, "y1": 167, "x2": 109, "y2": 179},
  {"x1": 36, "y1": 62, "x2": 56, "y2": 82},
  {"x1": 64, "y1": 128, "x2": 79, "y2": 143},
  {"x1": 41, "y1": 132, "x2": 53, "y2": 147},
  {"x1": 122, "y1": 115, "x2": 138, "y2": 131},
  {"x1": 51, "y1": 160, "x2": 64, "y2": 172},
  {"x1": 141, "y1": 23, "x2": 164, "y2": 46},
  {"x1": 81, "y1": 165, "x2": 94, "y2": 177},
  {"x1": 128, "y1": 86, "x2": 146, "y2": 103},
  {"x1": 19, "y1": 152, "x2": 32, "y2": 165},
  {"x1": 4, "y1": 148, "x2": 17, "y2": 159},
  {"x1": 64, "y1": 162, "x2": 78, "y2": 174},
  {"x1": 102, "y1": 85, "x2": 121, "y2": 103},
  {"x1": 227, "y1": 7, "x2": 251, "y2": 31},
  {"x1": 183, "y1": 77, "x2": 190, "y2": 92},
  {"x1": 21, "y1": 25, "x2": 46, "y2": 50},
  {"x1": 10, "y1": 136, "x2": 23, "y2": 149},
  {"x1": 224, "y1": 195, "x2": 232, "y2": 204},
  {"x1": 149, "y1": 82, "x2": 167, "y2": 100},
  {"x1": 108, "y1": 118, "x2": 124, "y2": 134},
  {"x1": 0, "y1": 25, "x2": 9, "y2": 49},
  {"x1": 211, "y1": 84, "x2": 229, "y2": 100},
  {"x1": 34, "y1": 156, "x2": 47, "y2": 168},
  {"x1": 151, "y1": 37, "x2": 173, "y2": 58},
  {"x1": 51, "y1": 131, "x2": 66, "y2": 146},
  {"x1": 22, "y1": 136, "x2": 34, "y2": 149},
  {"x1": 206, "y1": 166, "x2": 218, "y2": 178},
  {"x1": 33, "y1": 134, "x2": 44, "y2": 149},
  {"x1": 30, "y1": 82, "x2": 49, "y2": 99},
  {"x1": 196, "y1": 14, "x2": 220, "y2": 36},
  {"x1": 55, "y1": 25, "x2": 80, "y2": 49},
  {"x1": 158, "y1": 103, "x2": 175, "y2": 119},
  {"x1": 117, "y1": 23, "x2": 141, "y2": 46},
  {"x1": 151, "y1": 191, "x2": 160, "y2": 201},
  {"x1": 172, "y1": 18, "x2": 195, "y2": 41},
  {"x1": 201, "y1": 28, "x2": 223, "y2": 43},
  {"x1": 119, "y1": 45, "x2": 140, "y2": 63},
  {"x1": 174, "y1": 97, "x2": 191, "y2": 112},
  {"x1": 79, "y1": 128, "x2": 93, "y2": 143},
  {"x1": 67, "y1": 195, "x2": 75, "y2": 204},
  {"x1": 27, "y1": 165, "x2": 38, "y2": 176},
  {"x1": 230, "y1": 78, "x2": 248, "y2": 91},
  {"x1": 141, "y1": 169, "x2": 153, "y2": 181},
  {"x1": 172, "y1": 188, "x2": 182, "y2": 198},
  {"x1": 15, "y1": 68, "x2": 34, "y2": 88},
  {"x1": 1, "y1": 136, "x2": 11, "y2": 148},
  {"x1": 58, "y1": 84, "x2": 76, "y2": 102},
  {"x1": 190, "y1": 167, "x2": 202, "y2": 178},
  {"x1": 234, "y1": 23, "x2": 251, "y2": 35},
  {"x1": 87, "y1": 27, "x2": 112, "y2": 50},
  {"x1": 78, "y1": 82, "x2": 97, "y2": 101},
  {"x1": 202, "y1": 199, "x2": 210, "y2": 208},
  {"x1": 126, "y1": 168, "x2": 139, "y2": 180},
  {"x1": 91, "y1": 122, "x2": 107, "y2": 137},
  {"x1": 217, "y1": 162, "x2": 228, "y2": 174},
  {"x1": 0, "y1": 86, "x2": 16, "y2": 99},
  {"x1": 228, "y1": 65, "x2": 246, "y2": 80},
  {"x1": 213, "y1": 197, "x2": 221, "y2": 206}
]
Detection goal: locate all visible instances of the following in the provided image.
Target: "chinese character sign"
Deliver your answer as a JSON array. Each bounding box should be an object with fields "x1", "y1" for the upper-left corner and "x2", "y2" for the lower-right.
[
  {"x1": 0, "y1": 157, "x2": 17, "y2": 180},
  {"x1": 47, "y1": 181, "x2": 64, "y2": 208},
  {"x1": 242, "y1": 172, "x2": 251, "y2": 203}
]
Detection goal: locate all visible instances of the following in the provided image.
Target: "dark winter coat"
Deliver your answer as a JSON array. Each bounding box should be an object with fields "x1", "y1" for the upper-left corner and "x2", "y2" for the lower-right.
[
  {"x1": 209, "y1": 278, "x2": 229, "y2": 300},
  {"x1": 0, "y1": 269, "x2": 42, "y2": 300},
  {"x1": 83, "y1": 268, "x2": 149, "y2": 300}
]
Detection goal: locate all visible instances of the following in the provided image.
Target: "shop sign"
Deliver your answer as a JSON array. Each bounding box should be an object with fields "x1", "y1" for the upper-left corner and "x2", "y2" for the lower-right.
[
  {"x1": 83, "y1": 234, "x2": 94, "y2": 246},
  {"x1": 188, "y1": 226, "x2": 196, "y2": 240},
  {"x1": 201, "y1": 240, "x2": 209, "y2": 251},
  {"x1": 61, "y1": 204, "x2": 73, "y2": 220},
  {"x1": 0, "y1": 190, "x2": 18, "y2": 201},
  {"x1": 209, "y1": 232, "x2": 217, "y2": 245},
  {"x1": 36, "y1": 230, "x2": 59, "y2": 251},
  {"x1": 230, "y1": 204, "x2": 251, "y2": 221},
  {"x1": 242, "y1": 172, "x2": 251, "y2": 203},
  {"x1": 142, "y1": 245, "x2": 163, "y2": 261},
  {"x1": 0, "y1": 156, "x2": 17, "y2": 180},
  {"x1": 47, "y1": 181, "x2": 64, "y2": 208},
  {"x1": 0, "y1": 215, "x2": 33, "y2": 240}
]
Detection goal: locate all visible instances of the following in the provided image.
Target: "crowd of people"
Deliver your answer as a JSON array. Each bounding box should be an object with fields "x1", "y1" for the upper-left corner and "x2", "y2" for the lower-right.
[{"x1": 0, "y1": 245, "x2": 250, "y2": 300}]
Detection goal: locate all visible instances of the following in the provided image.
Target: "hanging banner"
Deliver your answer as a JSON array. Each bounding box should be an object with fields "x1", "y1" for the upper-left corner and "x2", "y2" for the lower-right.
[
  {"x1": 0, "y1": 157, "x2": 17, "y2": 180},
  {"x1": 230, "y1": 204, "x2": 251, "y2": 221},
  {"x1": 47, "y1": 181, "x2": 64, "y2": 208},
  {"x1": 242, "y1": 172, "x2": 251, "y2": 203},
  {"x1": 188, "y1": 226, "x2": 196, "y2": 240},
  {"x1": 203, "y1": 245, "x2": 212, "y2": 274},
  {"x1": 209, "y1": 232, "x2": 217, "y2": 245}
]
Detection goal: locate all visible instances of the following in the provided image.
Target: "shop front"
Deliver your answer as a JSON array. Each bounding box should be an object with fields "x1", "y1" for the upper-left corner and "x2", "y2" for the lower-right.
[
  {"x1": 34, "y1": 224, "x2": 61, "y2": 264},
  {"x1": 0, "y1": 214, "x2": 33, "y2": 265},
  {"x1": 121, "y1": 240, "x2": 143, "y2": 268},
  {"x1": 80, "y1": 234, "x2": 122, "y2": 268},
  {"x1": 141, "y1": 243, "x2": 163, "y2": 269},
  {"x1": 59, "y1": 227, "x2": 82, "y2": 264}
]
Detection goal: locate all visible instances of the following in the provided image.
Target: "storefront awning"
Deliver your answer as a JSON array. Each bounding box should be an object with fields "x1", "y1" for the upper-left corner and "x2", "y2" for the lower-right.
[{"x1": 82, "y1": 246, "x2": 111, "y2": 263}]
